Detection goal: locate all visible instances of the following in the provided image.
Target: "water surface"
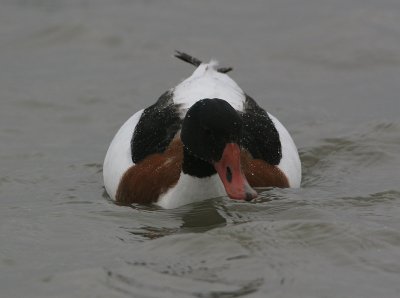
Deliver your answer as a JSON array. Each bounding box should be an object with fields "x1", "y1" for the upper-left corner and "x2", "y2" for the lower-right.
[{"x1": 1, "y1": 1, "x2": 400, "y2": 297}]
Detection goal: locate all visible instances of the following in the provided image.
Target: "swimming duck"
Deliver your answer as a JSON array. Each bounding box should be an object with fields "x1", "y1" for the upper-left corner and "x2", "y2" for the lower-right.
[{"x1": 103, "y1": 51, "x2": 301, "y2": 209}]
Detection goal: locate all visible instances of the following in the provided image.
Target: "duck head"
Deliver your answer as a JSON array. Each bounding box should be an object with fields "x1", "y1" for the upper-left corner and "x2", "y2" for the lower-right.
[{"x1": 181, "y1": 98, "x2": 257, "y2": 201}]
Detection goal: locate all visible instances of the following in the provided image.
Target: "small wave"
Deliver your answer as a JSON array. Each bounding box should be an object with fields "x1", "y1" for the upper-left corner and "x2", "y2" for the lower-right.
[{"x1": 300, "y1": 120, "x2": 400, "y2": 188}]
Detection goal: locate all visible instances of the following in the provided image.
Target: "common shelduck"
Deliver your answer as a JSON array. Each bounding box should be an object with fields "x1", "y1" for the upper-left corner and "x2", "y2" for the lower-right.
[{"x1": 103, "y1": 51, "x2": 301, "y2": 209}]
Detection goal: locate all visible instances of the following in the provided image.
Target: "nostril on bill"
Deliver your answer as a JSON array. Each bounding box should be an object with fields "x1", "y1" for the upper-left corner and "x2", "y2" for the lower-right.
[{"x1": 226, "y1": 166, "x2": 232, "y2": 183}]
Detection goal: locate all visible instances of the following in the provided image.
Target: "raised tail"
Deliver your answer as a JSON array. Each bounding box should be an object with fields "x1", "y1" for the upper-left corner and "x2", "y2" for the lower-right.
[{"x1": 174, "y1": 50, "x2": 233, "y2": 73}]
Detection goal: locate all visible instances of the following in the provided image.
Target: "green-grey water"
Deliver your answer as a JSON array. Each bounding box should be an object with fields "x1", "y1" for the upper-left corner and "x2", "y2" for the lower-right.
[{"x1": 1, "y1": 1, "x2": 400, "y2": 297}]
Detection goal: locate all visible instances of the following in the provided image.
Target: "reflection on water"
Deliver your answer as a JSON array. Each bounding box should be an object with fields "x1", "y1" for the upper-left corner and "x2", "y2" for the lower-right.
[
  {"x1": 178, "y1": 200, "x2": 228, "y2": 233},
  {"x1": 121, "y1": 200, "x2": 228, "y2": 240}
]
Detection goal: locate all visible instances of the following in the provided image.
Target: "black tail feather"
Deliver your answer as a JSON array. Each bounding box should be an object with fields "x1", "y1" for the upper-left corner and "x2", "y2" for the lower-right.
[
  {"x1": 174, "y1": 50, "x2": 233, "y2": 73},
  {"x1": 174, "y1": 51, "x2": 202, "y2": 67},
  {"x1": 217, "y1": 67, "x2": 233, "y2": 74}
]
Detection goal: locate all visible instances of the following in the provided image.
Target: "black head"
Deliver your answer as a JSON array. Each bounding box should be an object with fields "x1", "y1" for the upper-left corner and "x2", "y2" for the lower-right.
[{"x1": 181, "y1": 98, "x2": 243, "y2": 162}]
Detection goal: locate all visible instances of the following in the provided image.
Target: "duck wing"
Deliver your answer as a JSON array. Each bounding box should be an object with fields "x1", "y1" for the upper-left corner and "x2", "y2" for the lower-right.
[
  {"x1": 131, "y1": 90, "x2": 182, "y2": 163},
  {"x1": 241, "y1": 94, "x2": 282, "y2": 165}
]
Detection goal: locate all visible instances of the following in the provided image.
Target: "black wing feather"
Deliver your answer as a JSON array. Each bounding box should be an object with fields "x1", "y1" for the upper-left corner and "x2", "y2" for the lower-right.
[
  {"x1": 131, "y1": 91, "x2": 182, "y2": 163},
  {"x1": 241, "y1": 94, "x2": 282, "y2": 165}
]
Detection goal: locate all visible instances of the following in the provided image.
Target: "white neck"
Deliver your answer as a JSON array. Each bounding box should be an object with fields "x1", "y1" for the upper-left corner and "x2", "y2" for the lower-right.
[{"x1": 156, "y1": 173, "x2": 226, "y2": 209}]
